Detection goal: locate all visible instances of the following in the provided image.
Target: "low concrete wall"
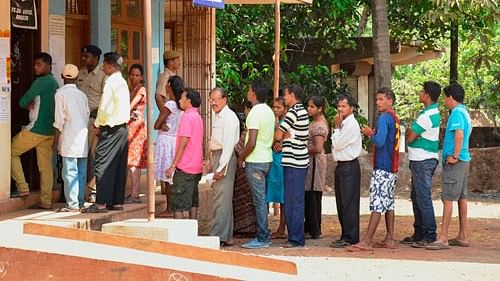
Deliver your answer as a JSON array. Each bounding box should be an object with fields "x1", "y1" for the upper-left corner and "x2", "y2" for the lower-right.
[{"x1": 326, "y1": 147, "x2": 500, "y2": 193}]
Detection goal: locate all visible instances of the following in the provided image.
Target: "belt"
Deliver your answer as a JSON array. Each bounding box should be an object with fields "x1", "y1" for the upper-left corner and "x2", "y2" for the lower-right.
[
  {"x1": 100, "y1": 123, "x2": 127, "y2": 130},
  {"x1": 337, "y1": 158, "x2": 358, "y2": 163}
]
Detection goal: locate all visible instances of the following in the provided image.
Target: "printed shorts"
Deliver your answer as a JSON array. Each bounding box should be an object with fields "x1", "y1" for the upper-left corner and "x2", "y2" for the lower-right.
[{"x1": 369, "y1": 169, "x2": 397, "y2": 213}]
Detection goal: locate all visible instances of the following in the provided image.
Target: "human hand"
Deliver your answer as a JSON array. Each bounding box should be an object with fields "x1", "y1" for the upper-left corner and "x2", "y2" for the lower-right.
[
  {"x1": 213, "y1": 170, "x2": 225, "y2": 181},
  {"x1": 273, "y1": 141, "x2": 282, "y2": 152},
  {"x1": 361, "y1": 126, "x2": 374, "y2": 137},
  {"x1": 161, "y1": 123, "x2": 170, "y2": 132},
  {"x1": 27, "y1": 102, "x2": 35, "y2": 110},
  {"x1": 166, "y1": 166, "x2": 176, "y2": 178},
  {"x1": 446, "y1": 156, "x2": 459, "y2": 165},
  {"x1": 334, "y1": 113, "x2": 343, "y2": 128}
]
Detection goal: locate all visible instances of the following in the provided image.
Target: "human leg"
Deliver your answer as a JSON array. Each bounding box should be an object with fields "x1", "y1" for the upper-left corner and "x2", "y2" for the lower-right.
[
  {"x1": 211, "y1": 154, "x2": 237, "y2": 242},
  {"x1": 284, "y1": 167, "x2": 307, "y2": 246},
  {"x1": 85, "y1": 119, "x2": 99, "y2": 200},
  {"x1": 77, "y1": 158, "x2": 87, "y2": 208},
  {"x1": 11, "y1": 129, "x2": 37, "y2": 193},
  {"x1": 339, "y1": 160, "x2": 361, "y2": 244},
  {"x1": 245, "y1": 162, "x2": 271, "y2": 243},
  {"x1": 413, "y1": 159, "x2": 438, "y2": 242},
  {"x1": 62, "y1": 157, "x2": 80, "y2": 209},
  {"x1": 36, "y1": 135, "x2": 55, "y2": 206},
  {"x1": 409, "y1": 161, "x2": 424, "y2": 241}
]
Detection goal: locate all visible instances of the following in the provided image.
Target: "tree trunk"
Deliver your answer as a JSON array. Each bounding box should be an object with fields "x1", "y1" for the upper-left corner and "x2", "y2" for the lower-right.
[
  {"x1": 371, "y1": 0, "x2": 392, "y2": 124},
  {"x1": 450, "y1": 20, "x2": 459, "y2": 84}
]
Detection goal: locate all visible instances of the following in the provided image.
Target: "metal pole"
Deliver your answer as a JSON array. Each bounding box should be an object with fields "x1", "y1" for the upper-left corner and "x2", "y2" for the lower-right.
[
  {"x1": 144, "y1": 0, "x2": 155, "y2": 222},
  {"x1": 273, "y1": 0, "x2": 280, "y2": 97}
]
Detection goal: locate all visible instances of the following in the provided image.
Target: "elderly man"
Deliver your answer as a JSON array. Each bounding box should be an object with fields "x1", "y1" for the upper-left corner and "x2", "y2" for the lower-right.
[
  {"x1": 76, "y1": 44, "x2": 106, "y2": 203},
  {"x1": 208, "y1": 88, "x2": 240, "y2": 247}
]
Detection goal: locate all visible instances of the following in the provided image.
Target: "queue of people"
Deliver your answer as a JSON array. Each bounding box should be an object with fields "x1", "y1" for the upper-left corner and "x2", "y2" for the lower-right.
[{"x1": 9, "y1": 47, "x2": 472, "y2": 251}]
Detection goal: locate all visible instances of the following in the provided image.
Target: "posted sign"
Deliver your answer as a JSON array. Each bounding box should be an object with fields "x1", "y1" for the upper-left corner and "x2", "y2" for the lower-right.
[
  {"x1": 193, "y1": 0, "x2": 224, "y2": 9},
  {"x1": 11, "y1": 0, "x2": 38, "y2": 30}
]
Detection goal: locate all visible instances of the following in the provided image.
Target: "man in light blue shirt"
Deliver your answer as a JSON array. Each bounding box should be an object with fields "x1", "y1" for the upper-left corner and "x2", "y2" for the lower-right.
[{"x1": 426, "y1": 83, "x2": 472, "y2": 250}]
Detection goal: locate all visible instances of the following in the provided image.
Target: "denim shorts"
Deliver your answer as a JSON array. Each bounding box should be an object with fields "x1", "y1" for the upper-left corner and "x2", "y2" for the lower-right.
[
  {"x1": 442, "y1": 161, "x2": 470, "y2": 201},
  {"x1": 171, "y1": 169, "x2": 202, "y2": 211},
  {"x1": 369, "y1": 169, "x2": 397, "y2": 213}
]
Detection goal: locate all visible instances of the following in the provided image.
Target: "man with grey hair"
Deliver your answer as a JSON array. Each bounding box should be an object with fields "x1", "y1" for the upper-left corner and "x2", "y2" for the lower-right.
[{"x1": 209, "y1": 87, "x2": 240, "y2": 246}]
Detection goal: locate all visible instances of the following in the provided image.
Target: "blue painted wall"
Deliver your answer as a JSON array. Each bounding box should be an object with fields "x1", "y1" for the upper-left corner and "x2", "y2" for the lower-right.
[
  {"x1": 91, "y1": 0, "x2": 111, "y2": 53},
  {"x1": 150, "y1": 0, "x2": 165, "y2": 137}
]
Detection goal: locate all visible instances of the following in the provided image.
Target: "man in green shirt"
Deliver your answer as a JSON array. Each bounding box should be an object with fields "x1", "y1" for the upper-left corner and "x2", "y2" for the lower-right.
[{"x1": 11, "y1": 52, "x2": 59, "y2": 209}]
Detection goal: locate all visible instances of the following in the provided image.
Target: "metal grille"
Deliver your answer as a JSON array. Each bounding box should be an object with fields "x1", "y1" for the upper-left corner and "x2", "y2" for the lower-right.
[
  {"x1": 65, "y1": 0, "x2": 89, "y2": 16},
  {"x1": 165, "y1": 0, "x2": 214, "y2": 159}
]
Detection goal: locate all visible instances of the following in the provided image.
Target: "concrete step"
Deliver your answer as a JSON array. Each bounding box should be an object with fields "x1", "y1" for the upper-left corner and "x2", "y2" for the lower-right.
[{"x1": 101, "y1": 218, "x2": 220, "y2": 249}]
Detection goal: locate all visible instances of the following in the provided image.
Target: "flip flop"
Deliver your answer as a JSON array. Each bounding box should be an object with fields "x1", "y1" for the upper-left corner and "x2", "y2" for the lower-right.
[
  {"x1": 373, "y1": 240, "x2": 397, "y2": 249},
  {"x1": 81, "y1": 204, "x2": 108, "y2": 213},
  {"x1": 448, "y1": 238, "x2": 470, "y2": 247},
  {"x1": 425, "y1": 241, "x2": 450, "y2": 250},
  {"x1": 347, "y1": 244, "x2": 374, "y2": 252}
]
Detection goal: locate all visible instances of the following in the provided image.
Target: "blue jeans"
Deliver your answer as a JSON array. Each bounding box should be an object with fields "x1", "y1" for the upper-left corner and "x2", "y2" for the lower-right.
[
  {"x1": 62, "y1": 157, "x2": 87, "y2": 209},
  {"x1": 410, "y1": 159, "x2": 438, "y2": 241},
  {"x1": 284, "y1": 166, "x2": 307, "y2": 246},
  {"x1": 245, "y1": 162, "x2": 271, "y2": 243}
]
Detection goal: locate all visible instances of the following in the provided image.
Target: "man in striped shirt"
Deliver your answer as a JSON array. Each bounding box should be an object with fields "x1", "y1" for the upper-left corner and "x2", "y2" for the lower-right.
[
  {"x1": 401, "y1": 81, "x2": 441, "y2": 248},
  {"x1": 275, "y1": 85, "x2": 310, "y2": 248}
]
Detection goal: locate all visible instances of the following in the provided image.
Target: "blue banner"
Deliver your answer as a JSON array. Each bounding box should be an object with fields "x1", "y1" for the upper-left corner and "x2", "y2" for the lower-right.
[{"x1": 193, "y1": 0, "x2": 224, "y2": 9}]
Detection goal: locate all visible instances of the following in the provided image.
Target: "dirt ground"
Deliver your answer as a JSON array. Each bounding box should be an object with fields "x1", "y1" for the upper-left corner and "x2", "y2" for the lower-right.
[{"x1": 200, "y1": 214, "x2": 500, "y2": 264}]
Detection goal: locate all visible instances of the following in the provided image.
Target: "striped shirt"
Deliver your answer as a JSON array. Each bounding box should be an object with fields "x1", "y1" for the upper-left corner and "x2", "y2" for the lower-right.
[
  {"x1": 280, "y1": 103, "x2": 309, "y2": 168},
  {"x1": 408, "y1": 103, "x2": 440, "y2": 161}
]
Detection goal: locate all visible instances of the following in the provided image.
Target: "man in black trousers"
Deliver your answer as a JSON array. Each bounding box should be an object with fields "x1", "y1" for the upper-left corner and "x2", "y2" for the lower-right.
[
  {"x1": 330, "y1": 95, "x2": 363, "y2": 248},
  {"x1": 82, "y1": 52, "x2": 130, "y2": 213}
]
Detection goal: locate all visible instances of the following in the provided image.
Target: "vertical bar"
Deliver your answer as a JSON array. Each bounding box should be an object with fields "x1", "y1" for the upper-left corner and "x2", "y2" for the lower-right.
[
  {"x1": 144, "y1": 0, "x2": 155, "y2": 222},
  {"x1": 273, "y1": 0, "x2": 280, "y2": 97}
]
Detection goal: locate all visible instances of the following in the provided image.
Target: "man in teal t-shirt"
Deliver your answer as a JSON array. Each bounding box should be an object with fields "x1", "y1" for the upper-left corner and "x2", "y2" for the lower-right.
[
  {"x1": 426, "y1": 83, "x2": 472, "y2": 250},
  {"x1": 11, "y1": 52, "x2": 59, "y2": 209}
]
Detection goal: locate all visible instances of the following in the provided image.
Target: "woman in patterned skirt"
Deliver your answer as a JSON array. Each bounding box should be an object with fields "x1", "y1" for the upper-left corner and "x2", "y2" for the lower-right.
[
  {"x1": 154, "y1": 75, "x2": 183, "y2": 215},
  {"x1": 304, "y1": 96, "x2": 329, "y2": 239},
  {"x1": 126, "y1": 64, "x2": 147, "y2": 203}
]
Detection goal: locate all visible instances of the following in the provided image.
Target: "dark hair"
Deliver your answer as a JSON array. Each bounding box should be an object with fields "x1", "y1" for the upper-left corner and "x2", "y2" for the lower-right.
[
  {"x1": 210, "y1": 87, "x2": 228, "y2": 99},
  {"x1": 443, "y1": 83, "x2": 465, "y2": 103},
  {"x1": 308, "y1": 96, "x2": 326, "y2": 111},
  {"x1": 376, "y1": 87, "x2": 396, "y2": 104},
  {"x1": 129, "y1": 64, "x2": 144, "y2": 76},
  {"x1": 337, "y1": 94, "x2": 357, "y2": 108},
  {"x1": 103, "y1": 52, "x2": 123, "y2": 68},
  {"x1": 34, "y1": 52, "x2": 52, "y2": 65},
  {"x1": 274, "y1": 96, "x2": 285, "y2": 107},
  {"x1": 423, "y1": 81, "x2": 441, "y2": 102},
  {"x1": 284, "y1": 84, "x2": 304, "y2": 102},
  {"x1": 244, "y1": 100, "x2": 253, "y2": 110},
  {"x1": 185, "y1": 88, "x2": 202, "y2": 108},
  {"x1": 168, "y1": 75, "x2": 184, "y2": 109},
  {"x1": 250, "y1": 81, "x2": 270, "y2": 103}
]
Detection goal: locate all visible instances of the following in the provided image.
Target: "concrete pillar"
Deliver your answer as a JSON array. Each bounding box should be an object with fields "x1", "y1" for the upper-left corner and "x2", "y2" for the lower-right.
[
  {"x1": 352, "y1": 61, "x2": 373, "y2": 120},
  {"x1": 0, "y1": 1, "x2": 10, "y2": 201},
  {"x1": 91, "y1": 0, "x2": 111, "y2": 53}
]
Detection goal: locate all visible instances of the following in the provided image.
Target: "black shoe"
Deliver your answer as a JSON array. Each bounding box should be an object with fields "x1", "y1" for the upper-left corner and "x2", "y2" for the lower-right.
[
  {"x1": 400, "y1": 235, "x2": 421, "y2": 244},
  {"x1": 330, "y1": 239, "x2": 351, "y2": 248}
]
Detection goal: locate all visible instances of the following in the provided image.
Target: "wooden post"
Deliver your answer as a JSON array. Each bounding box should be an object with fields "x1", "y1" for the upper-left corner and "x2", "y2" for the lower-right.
[
  {"x1": 273, "y1": 0, "x2": 280, "y2": 97},
  {"x1": 143, "y1": 0, "x2": 155, "y2": 222}
]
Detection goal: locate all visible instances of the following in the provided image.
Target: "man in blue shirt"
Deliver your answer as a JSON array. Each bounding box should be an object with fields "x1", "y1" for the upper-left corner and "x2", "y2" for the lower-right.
[
  {"x1": 349, "y1": 87, "x2": 400, "y2": 251},
  {"x1": 426, "y1": 83, "x2": 472, "y2": 250}
]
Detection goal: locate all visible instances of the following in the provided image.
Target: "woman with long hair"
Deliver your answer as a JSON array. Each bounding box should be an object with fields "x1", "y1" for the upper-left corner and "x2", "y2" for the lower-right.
[
  {"x1": 125, "y1": 64, "x2": 147, "y2": 203},
  {"x1": 304, "y1": 96, "x2": 329, "y2": 239}
]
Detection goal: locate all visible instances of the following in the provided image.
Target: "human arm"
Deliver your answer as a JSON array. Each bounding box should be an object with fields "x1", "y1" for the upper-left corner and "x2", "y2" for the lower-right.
[
  {"x1": 238, "y1": 129, "x2": 258, "y2": 167},
  {"x1": 165, "y1": 136, "x2": 189, "y2": 178},
  {"x1": 53, "y1": 130, "x2": 61, "y2": 154},
  {"x1": 94, "y1": 82, "x2": 112, "y2": 127},
  {"x1": 154, "y1": 105, "x2": 171, "y2": 130},
  {"x1": 215, "y1": 116, "x2": 240, "y2": 178},
  {"x1": 275, "y1": 109, "x2": 296, "y2": 142},
  {"x1": 52, "y1": 93, "x2": 64, "y2": 153},
  {"x1": 406, "y1": 127, "x2": 420, "y2": 143},
  {"x1": 367, "y1": 115, "x2": 389, "y2": 148},
  {"x1": 447, "y1": 129, "x2": 464, "y2": 164},
  {"x1": 19, "y1": 78, "x2": 41, "y2": 108}
]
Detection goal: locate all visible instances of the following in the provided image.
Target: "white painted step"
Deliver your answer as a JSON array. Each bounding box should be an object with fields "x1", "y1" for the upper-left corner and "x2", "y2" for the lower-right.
[{"x1": 101, "y1": 218, "x2": 220, "y2": 249}]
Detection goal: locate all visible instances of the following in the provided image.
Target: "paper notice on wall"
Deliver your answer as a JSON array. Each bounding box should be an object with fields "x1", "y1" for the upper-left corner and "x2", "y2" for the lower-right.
[
  {"x1": 0, "y1": 57, "x2": 6, "y2": 84},
  {"x1": 152, "y1": 48, "x2": 160, "y2": 64},
  {"x1": 0, "y1": 84, "x2": 9, "y2": 124},
  {"x1": 49, "y1": 14, "x2": 65, "y2": 86}
]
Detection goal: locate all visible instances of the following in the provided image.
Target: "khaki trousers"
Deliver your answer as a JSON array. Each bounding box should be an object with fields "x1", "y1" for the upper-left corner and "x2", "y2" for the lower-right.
[
  {"x1": 11, "y1": 129, "x2": 54, "y2": 205},
  {"x1": 85, "y1": 117, "x2": 99, "y2": 198}
]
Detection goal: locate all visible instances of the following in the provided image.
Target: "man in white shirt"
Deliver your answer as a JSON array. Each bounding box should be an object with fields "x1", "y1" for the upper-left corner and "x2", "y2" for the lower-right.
[
  {"x1": 82, "y1": 52, "x2": 130, "y2": 213},
  {"x1": 330, "y1": 94, "x2": 362, "y2": 248},
  {"x1": 208, "y1": 88, "x2": 240, "y2": 246},
  {"x1": 53, "y1": 64, "x2": 89, "y2": 212}
]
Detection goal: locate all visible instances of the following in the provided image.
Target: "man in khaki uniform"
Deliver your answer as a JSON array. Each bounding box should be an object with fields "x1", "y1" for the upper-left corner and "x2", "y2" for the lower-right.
[
  {"x1": 76, "y1": 44, "x2": 106, "y2": 203},
  {"x1": 155, "y1": 50, "x2": 181, "y2": 111}
]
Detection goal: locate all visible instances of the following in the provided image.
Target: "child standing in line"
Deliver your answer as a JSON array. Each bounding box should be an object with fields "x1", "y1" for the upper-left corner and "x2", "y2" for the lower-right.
[{"x1": 267, "y1": 96, "x2": 287, "y2": 239}]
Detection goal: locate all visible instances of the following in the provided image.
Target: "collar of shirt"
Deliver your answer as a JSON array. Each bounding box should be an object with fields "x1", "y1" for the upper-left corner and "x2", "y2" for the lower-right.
[
  {"x1": 341, "y1": 113, "x2": 355, "y2": 128},
  {"x1": 58, "y1": 84, "x2": 78, "y2": 91},
  {"x1": 184, "y1": 107, "x2": 197, "y2": 114},
  {"x1": 214, "y1": 105, "x2": 230, "y2": 118}
]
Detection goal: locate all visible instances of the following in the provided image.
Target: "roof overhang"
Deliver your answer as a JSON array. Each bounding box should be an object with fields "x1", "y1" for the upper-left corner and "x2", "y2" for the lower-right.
[{"x1": 225, "y1": 0, "x2": 312, "y2": 4}]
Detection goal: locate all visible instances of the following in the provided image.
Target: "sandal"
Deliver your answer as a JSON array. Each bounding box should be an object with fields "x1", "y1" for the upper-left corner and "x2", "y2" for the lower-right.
[
  {"x1": 81, "y1": 204, "x2": 108, "y2": 213},
  {"x1": 107, "y1": 205, "x2": 124, "y2": 211},
  {"x1": 330, "y1": 240, "x2": 351, "y2": 248},
  {"x1": 56, "y1": 207, "x2": 80, "y2": 212},
  {"x1": 125, "y1": 196, "x2": 141, "y2": 204},
  {"x1": 448, "y1": 238, "x2": 470, "y2": 247},
  {"x1": 425, "y1": 241, "x2": 450, "y2": 250},
  {"x1": 373, "y1": 240, "x2": 397, "y2": 249},
  {"x1": 346, "y1": 244, "x2": 374, "y2": 252}
]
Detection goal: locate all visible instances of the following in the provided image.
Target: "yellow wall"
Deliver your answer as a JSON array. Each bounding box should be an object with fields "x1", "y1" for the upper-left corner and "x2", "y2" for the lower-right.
[{"x1": 0, "y1": 1, "x2": 10, "y2": 201}]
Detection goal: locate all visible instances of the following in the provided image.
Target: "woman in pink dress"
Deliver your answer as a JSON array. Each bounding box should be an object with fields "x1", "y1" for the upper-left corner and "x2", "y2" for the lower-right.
[
  {"x1": 154, "y1": 75, "x2": 183, "y2": 216},
  {"x1": 126, "y1": 64, "x2": 147, "y2": 203}
]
